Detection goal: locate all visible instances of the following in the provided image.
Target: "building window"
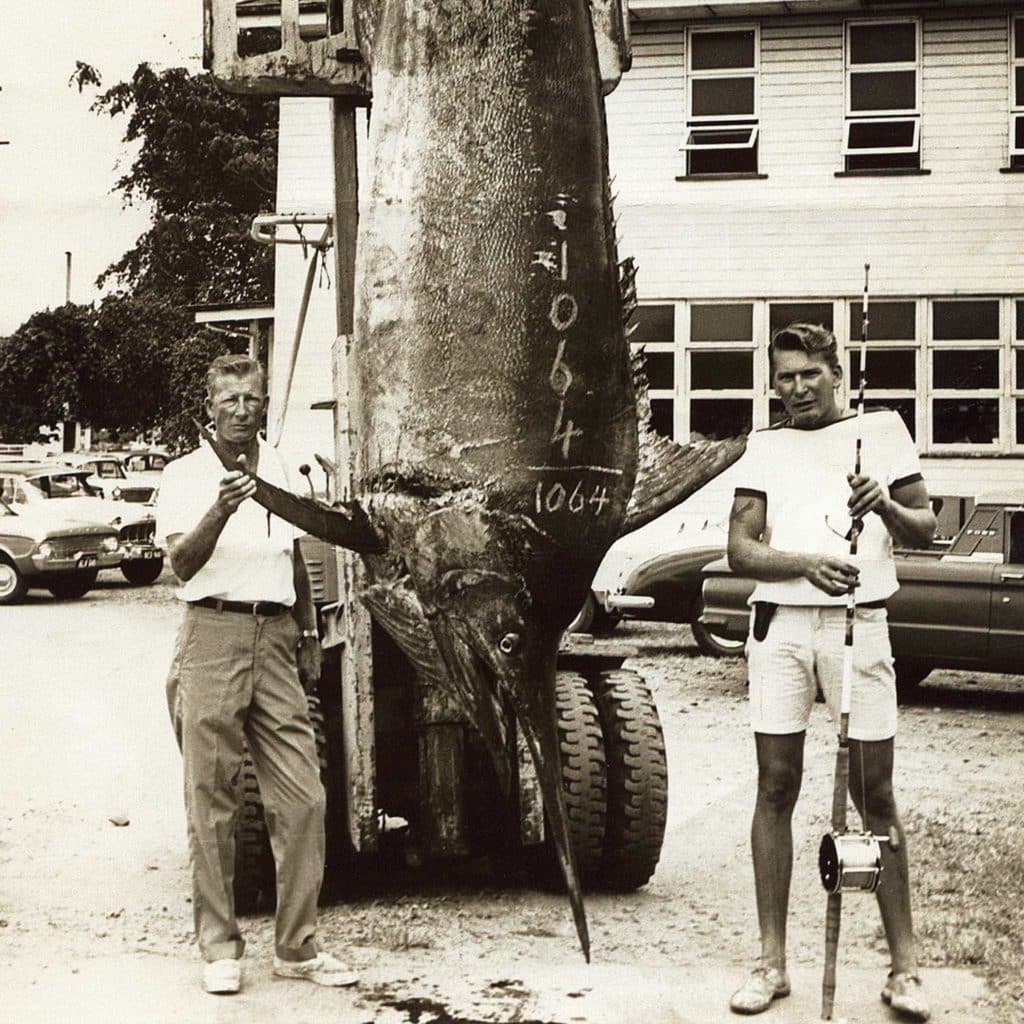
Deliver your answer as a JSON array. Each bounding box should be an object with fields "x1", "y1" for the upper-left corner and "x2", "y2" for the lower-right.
[
  {"x1": 688, "y1": 304, "x2": 755, "y2": 439},
  {"x1": 843, "y1": 20, "x2": 921, "y2": 171},
  {"x1": 632, "y1": 304, "x2": 676, "y2": 439},
  {"x1": 1014, "y1": 301, "x2": 1024, "y2": 447},
  {"x1": 849, "y1": 300, "x2": 918, "y2": 438},
  {"x1": 1011, "y1": 16, "x2": 1024, "y2": 169},
  {"x1": 682, "y1": 28, "x2": 759, "y2": 175},
  {"x1": 930, "y1": 300, "x2": 1001, "y2": 447}
]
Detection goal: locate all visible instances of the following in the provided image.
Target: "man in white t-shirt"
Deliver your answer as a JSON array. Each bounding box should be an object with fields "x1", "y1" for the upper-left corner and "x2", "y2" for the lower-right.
[
  {"x1": 157, "y1": 354, "x2": 357, "y2": 995},
  {"x1": 726, "y1": 324, "x2": 936, "y2": 1022}
]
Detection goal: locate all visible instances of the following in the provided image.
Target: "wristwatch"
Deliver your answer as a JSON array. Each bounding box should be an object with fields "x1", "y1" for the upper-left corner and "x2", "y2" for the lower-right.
[{"x1": 299, "y1": 629, "x2": 319, "y2": 642}]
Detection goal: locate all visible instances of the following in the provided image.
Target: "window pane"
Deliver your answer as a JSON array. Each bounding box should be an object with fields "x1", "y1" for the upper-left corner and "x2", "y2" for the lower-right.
[
  {"x1": 770, "y1": 303, "x2": 833, "y2": 334},
  {"x1": 933, "y1": 350, "x2": 999, "y2": 390},
  {"x1": 850, "y1": 70, "x2": 916, "y2": 111},
  {"x1": 649, "y1": 398, "x2": 675, "y2": 440},
  {"x1": 689, "y1": 399, "x2": 752, "y2": 440},
  {"x1": 849, "y1": 349, "x2": 916, "y2": 389},
  {"x1": 849, "y1": 23, "x2": 917, "y2": 65},
  {"x1": 864, "y1": 397, "x2": 915, "y2": 438},
  {"x1": 692, "y1": 77, "x2": 755, "y2": 117},
  {"x1": 238, "y1": 1, "x2": 283, "y2": 56},
  {"x1": 1018, "y1": 301, "x2": 1024, "y2": 340},
  {"x1": 690, "y1": 351, "x2": 753, "y2": 390},
  {"x1": 1017, "y1": 349, "x2": 1024, "y2": 387},
  {"x1": 933, "y1": 399, "x2": 999, "y2": 444},
  {"x1": 1018, "y1": 399, "x2": 1024, "y2": 445},
  {"x1": 691, "y1": 30, "x2": 755, "y2": 71},
  {"x1": 845, "y1": 151, "x2": 920, "y2": 171},
  {"x1": 692, "y1": 303, "x2": 754, "y2": 342},
  {"x1": 688, "y1": 144, "x2": 759, "y2": 175},
  {"x1": 643, "y1": 351, "x2": 675, "y2": 390},
  {"x1": 850, "y1": 300, "x2": 916, "y2": 341},
  {"x1": 1016, "y1": 67, "x2": 1024, "y2": 107},
  {"x1": 1015, "y1": 18, "x2": 1024, "y2": 59},
  {"x1": 847, "y1": 119, "x2": 916, "y2": 151},
  {"x1": 632, "y1": 305, "x2": 675, "y2": 343},
  {"x1": 932, "y1": 300, "x2": 999, "y2": 340},
  {"x1": 1015, "y1": 114, "x2": 1024, "y2": 149}
]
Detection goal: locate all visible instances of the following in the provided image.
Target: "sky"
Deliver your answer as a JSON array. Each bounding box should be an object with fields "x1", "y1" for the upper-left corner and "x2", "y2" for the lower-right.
[{"x1": 0, "y1": 1, "x2": 203, "y2": 335}]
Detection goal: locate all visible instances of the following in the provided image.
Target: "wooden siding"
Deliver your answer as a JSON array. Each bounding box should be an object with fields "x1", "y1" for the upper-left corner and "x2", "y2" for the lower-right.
[{"x1": 606, "y1": 13, "x2": 1024, "y2": 301}]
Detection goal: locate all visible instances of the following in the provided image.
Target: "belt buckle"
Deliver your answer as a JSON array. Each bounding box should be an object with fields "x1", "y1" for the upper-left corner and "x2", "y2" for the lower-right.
[{"x1": 252, "y1": 601, "x2": 266, "y2": 616}]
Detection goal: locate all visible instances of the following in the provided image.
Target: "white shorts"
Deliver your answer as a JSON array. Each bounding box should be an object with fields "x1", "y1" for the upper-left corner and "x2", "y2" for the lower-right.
[{"x1": 745, "y1": 604, "x2": 897, "y2": 741}]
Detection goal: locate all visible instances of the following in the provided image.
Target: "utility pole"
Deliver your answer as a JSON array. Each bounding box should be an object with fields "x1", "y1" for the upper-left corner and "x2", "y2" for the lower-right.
[{"x1": 65, "y1": 251, "x2": 72, "y2": 304}]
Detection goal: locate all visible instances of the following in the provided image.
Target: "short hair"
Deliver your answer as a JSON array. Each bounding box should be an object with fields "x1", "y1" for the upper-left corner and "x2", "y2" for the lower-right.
[
  {"x1": 205, "y1": 354, "x2": 266, "y2": 400},
  {"x1": 768, "y1": 322, "x2": 840, "y2": 375}
]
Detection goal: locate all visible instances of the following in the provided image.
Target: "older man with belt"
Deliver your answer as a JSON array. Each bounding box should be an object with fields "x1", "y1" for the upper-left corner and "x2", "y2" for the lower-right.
[{"x1": 157, "y1": 353, "x2": 356, "y2": 995}]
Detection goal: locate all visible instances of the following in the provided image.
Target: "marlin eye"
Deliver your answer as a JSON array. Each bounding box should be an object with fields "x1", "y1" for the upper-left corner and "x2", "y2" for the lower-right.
[{"x1": 498, "y1": 632, "x2": 520, "y2": 656}]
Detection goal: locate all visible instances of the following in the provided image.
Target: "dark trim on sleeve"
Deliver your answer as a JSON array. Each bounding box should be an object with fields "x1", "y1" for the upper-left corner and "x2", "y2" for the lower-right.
[
  {"x1": 889, "y1": 472, "x2": 923, "y2": 492},
  {"x1": 735, "y1": 487, "x2": 767, "y2": 501}
]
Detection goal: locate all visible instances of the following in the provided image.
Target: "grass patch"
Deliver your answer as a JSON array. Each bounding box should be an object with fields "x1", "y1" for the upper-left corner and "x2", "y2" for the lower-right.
[{"x1": 908, "y1": 807, "x2": 1024, "y2": 1022}]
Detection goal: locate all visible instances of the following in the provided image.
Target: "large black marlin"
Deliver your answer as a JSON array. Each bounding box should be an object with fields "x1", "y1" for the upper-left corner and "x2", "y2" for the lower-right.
[{"x1": 202, "y1": 0, "x2": 745, "y2": 961}]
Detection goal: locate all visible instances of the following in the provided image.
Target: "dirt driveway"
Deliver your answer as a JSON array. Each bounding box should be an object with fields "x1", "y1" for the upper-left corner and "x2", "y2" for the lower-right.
[{"x1": 2, "y1": 573, "x2": 1021, "y2": 1023}]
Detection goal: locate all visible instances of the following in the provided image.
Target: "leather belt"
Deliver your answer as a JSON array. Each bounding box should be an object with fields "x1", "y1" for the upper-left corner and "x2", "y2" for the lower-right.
[
  {"x1": 189, "y1": 597, "x2": 290, "y2": 617},
  {"x1": 857, "y1": 599, "x2": 887, "y2": 610}
]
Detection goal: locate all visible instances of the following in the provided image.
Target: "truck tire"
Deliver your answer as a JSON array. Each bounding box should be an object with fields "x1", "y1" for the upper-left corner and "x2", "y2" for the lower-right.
[
  {"x1": 527, "y1": 671, "x2": 607, "y2": 888},
  {"x1": 233, "y1": 695, "x2": 327, "y2": 915},
  {"x1": 0, "y1": 556, "x2": 29, "y2": 605},
  {"x1": 894, "y1": 659, "x2": 931, "y2": 699},
  {"x1": 590, "y1": 668, "x2": 668, "y2": 891},
  {"x1": 121, "y1": 557, "x2": 164, "y2": 586},
  {"x1": 46, "y1": 569, "x2": 98, "y2": 601}
]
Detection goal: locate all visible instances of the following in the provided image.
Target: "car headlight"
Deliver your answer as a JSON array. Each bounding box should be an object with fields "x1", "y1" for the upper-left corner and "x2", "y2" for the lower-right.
[
  {"x1": 37, "y1": 542, "x2": 53, "y2": 558},
  {"x1": 112, "y1": 486, "x2": 123, "y2": 500},
  {"x1": 101, "y1": 536, "x2": 119, "y2": 553}
]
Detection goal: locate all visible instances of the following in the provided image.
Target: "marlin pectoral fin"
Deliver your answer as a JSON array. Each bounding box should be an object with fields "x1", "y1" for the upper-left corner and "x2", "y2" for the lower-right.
[{"x1": 192, "y1": 419, "x2": 386, "y2": 553}]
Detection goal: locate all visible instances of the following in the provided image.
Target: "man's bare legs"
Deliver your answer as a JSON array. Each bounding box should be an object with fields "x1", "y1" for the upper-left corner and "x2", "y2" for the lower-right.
[{"x1": 751, "y1": 731, "x2": 805, "y2": 969}]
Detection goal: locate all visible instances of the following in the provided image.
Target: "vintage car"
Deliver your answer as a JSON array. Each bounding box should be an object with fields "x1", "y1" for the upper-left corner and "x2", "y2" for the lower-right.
[
  {"x1": 572, "y1": 504, "x2": 743, "y2": 656},
  {"x1": 699, "y1": 493, "x2": 1024, "y2": 693},
  {"x1": 59, "y1": 452, "x2": 157, "y2": 503},
  {"x1": 0, "y1": 493, "x2": 122, "y2": 603},
  {"x1": 0, "y1": 461, "x2": 164, "y2": 586},
  {"x1": 120, "y1": 448, "x2": 170, "y2": 476}
]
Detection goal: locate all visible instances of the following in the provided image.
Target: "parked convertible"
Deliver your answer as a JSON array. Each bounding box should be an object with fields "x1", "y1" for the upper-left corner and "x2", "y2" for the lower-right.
[
  {"x1": 59, "y1": 452, "x2": 157, "y2": 503},
  {"x1": 699, "y1": 493, "x2": 1024, "y2": 693},
  {"x1": 0, "y1": 461, "x2": 164, "y2": 586},
  {"x1": 0, "y1": 493, "x2": 121, "y2": 603}
]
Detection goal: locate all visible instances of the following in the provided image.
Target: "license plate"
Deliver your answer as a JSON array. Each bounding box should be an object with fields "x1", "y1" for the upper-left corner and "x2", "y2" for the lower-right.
[
  {"x1": 140, "y1": 549, "x2": 158, "y2": 559},
  {"x1": 79, "y1": 555, "x2": 97, "y2": 568}
]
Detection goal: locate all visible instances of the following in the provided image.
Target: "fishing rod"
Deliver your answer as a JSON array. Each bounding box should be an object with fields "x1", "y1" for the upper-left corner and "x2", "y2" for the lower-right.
[{"x1": 817, "y1": 264, "x2": 893, "y2": 1023}]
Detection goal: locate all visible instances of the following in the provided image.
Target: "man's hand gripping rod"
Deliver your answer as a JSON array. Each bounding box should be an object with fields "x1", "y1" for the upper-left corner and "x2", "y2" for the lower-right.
[{"x1": 817, "y1": 264, "x2": 894, "y2": 1023}]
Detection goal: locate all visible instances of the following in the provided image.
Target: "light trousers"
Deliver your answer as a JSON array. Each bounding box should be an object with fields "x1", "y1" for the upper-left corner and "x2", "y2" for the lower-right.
[{"x1": 166, "y1": 603, "x2": 326, "y2": 962}]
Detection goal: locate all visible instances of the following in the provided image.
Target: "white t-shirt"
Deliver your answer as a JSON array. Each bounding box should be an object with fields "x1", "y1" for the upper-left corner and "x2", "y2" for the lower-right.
[
  {"x1": 156, "y1": 438, "x2": 299, "y2": 605},
  {"x1": 732, "y1": 409, "x2": 923, "y2": 606}
]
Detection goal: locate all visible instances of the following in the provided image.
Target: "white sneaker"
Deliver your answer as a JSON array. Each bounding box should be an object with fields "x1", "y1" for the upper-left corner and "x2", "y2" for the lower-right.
[
  {"x1": 203, "y1": 958, "x2": 241, "y2": 994},
  {"x1": 273, "y1": 951, "x2": 358, "y2": 987}
]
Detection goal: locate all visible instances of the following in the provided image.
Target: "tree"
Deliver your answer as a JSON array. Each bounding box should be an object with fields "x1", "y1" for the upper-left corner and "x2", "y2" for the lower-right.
[{"x1": 77, "y1": 61, "x2": 278, "y2": 306}]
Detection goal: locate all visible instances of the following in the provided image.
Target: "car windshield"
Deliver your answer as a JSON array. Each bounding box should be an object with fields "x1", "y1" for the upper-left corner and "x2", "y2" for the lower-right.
[
  {"x1": 92, "y1": 461, "x2": 126, "y2": 479},
  {"x1": 26, "y1": 473, "x2": 99, "y2": 499}
]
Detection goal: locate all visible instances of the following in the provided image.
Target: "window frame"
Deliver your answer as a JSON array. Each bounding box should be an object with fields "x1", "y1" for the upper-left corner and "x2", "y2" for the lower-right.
[
  {"x1": 843, "y1": 18, "x2": 922, "y2": 169},
  {"x1": 1011, "y1": 15, "x2": 1024, "y2": 166},
  {"x1": 682, "y1": 25, "x2": 760, "y2": 176}
]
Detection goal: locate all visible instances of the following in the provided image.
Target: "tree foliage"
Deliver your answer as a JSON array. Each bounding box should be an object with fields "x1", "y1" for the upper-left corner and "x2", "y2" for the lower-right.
[{"x1": 0, "y1": 64, "x2": 278, "y2": 446}]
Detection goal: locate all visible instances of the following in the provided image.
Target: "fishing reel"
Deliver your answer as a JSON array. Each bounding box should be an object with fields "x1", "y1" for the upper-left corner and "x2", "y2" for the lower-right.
[{"x1": 818, "y1": 830, "x2": 890, "y2": 894}]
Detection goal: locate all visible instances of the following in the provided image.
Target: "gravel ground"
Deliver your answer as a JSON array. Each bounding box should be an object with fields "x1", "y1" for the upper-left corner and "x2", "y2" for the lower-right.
[{"x1": 3, "y1": 571, "x2": 1022, "y2": 1023}]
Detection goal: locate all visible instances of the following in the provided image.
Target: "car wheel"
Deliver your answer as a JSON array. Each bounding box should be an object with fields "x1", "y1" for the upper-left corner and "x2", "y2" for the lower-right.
[
  {"x1": 47, "y1": 570, "x2": 98, "y2": 601},
  {"x1": 590, "y1": 668, "x2": 668, "y2": 891},
  {"x1": 691, "y1": 603, "x2": 746, "y2": 657},
  {"x1": 121, "y1": 557, "x2": 164, "y2": 586},
  {"x1": 894, "y1": 659, "x2": 931, "y2": 698},
  {"x1": 0, "y1": 557, "x2": 28, "y2": 605}
]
